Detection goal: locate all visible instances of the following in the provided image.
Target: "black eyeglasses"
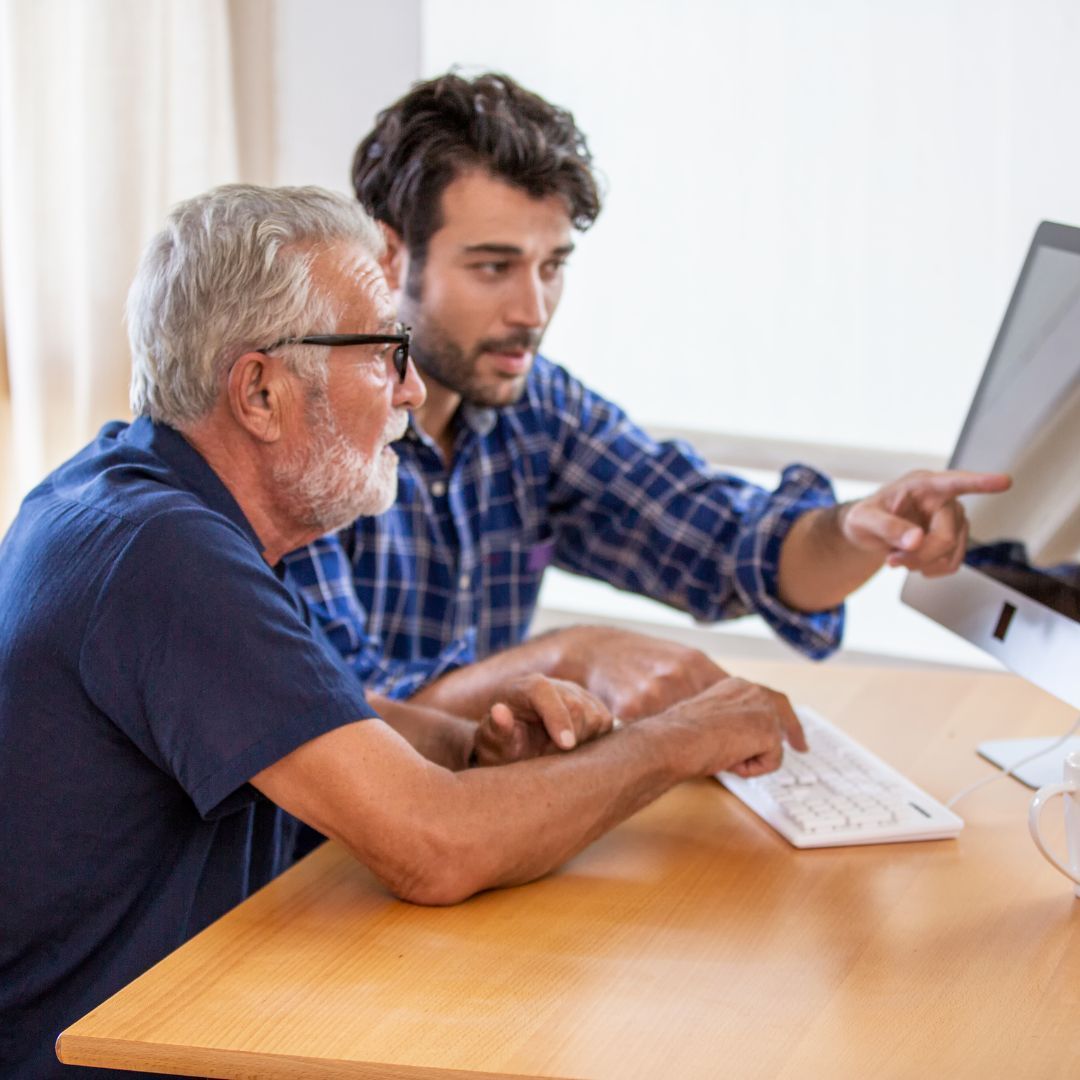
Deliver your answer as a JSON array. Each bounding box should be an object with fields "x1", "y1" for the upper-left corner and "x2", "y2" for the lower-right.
[{"x1": 262, "y1": 325, "x2": 411, "y2": 382}]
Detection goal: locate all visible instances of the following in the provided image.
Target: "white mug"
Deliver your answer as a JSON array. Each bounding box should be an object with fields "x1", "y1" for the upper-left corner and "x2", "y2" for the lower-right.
[{"x1": 1029, "y1": 749, "x2": 1080, "y2": 898}]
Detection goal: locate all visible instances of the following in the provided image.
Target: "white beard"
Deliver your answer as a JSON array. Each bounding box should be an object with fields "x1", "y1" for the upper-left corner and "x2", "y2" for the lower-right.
[{"x1": 273, "y1": 392, "x2": 401, "y2": 535}]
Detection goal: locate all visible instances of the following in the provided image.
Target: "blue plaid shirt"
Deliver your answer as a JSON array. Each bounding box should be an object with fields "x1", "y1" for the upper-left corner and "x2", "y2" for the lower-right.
[{"x1": 283, "y1": 356, "x2": 844, "y2": 699}]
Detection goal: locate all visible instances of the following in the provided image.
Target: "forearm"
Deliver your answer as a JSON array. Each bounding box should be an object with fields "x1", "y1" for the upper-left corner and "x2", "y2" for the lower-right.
[
  {"x1": 356, "y1": 717, "x2": 686, "y2": 904},
  {"x1": 437, "y1": 720, "x2": 683, "y2": 896},
  {"x1": 255, "y1": 713, "x2": 690, "y2": 906},
  {"x1": 368, "y1": 694, "x2": 475, "y2": 770},
  {"x1": 777, "y1": 505, "x2": 885, "y2": 612}
]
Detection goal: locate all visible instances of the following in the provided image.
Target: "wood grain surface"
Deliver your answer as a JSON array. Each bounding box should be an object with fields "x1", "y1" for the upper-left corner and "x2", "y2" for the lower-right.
[{"x1": 57, "y1": 659, "x2": 1080, "y2": 1079}]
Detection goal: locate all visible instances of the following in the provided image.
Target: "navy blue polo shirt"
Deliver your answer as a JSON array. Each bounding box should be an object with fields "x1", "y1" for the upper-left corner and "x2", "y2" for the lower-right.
[{"x1": 0, "y1": 418, "x2": 375, "y2": 1078}]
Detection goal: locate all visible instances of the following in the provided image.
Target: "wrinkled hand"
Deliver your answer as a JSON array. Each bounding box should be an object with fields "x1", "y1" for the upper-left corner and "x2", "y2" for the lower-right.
[
  {"x1": 657, "y1": 676, "x2": 807, "y2": 779},
  {"x1": 567, "y1": 628, "x2": 728, "y2": 721},
  {"x1": 470, "y1": 674, "x2": 616, "y2": 767},
  {"x1": 841, "y1": 469, "x2": 1011, "y2": 576}
]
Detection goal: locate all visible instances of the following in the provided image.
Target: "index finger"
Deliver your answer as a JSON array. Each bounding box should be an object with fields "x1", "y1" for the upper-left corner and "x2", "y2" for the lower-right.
[
  {"x1": 907, "y1": 469, "x2": 1011, "y2": 500},
  {"x1": 770, "y1": 691, "x2": 807, "y2": 753},
  {"x1": 526, "y1": 679, "x2": 577, "y2": 750}
]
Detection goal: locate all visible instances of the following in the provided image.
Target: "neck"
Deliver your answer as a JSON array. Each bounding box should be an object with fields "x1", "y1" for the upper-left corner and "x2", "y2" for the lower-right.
[
  {"x1": 181, "y1": 421, "x2": 315, "y2": 567},
  {"x1": 412, "y1": 376, "x2": 461, "y2": 462}
]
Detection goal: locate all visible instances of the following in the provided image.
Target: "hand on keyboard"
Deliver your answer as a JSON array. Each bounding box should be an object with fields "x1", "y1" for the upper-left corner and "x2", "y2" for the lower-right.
[
  {"x1": 656, "y1": 677, "x2": 807, "y2": 778},
  {"x1": 718, "y1": 706, "x2": 963, "y2": 848}
]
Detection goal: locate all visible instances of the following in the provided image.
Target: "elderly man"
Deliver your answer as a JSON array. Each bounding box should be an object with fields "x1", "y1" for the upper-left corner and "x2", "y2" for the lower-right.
[
  {"x1": 0, "y1": 184, "x2": 804, "y2": 1079},
  {"x1": 283, "y1": 71, "x2": 1009, "y2": 721}
]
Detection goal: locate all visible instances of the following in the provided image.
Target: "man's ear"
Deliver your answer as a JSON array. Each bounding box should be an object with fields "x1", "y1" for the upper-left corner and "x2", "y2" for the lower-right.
[
  {"x1": 226, "y1": 351, "x2": 286, "y2": 443},
  {"x1": 379, "y1": 222, "x2": 408, "y2": 294}
]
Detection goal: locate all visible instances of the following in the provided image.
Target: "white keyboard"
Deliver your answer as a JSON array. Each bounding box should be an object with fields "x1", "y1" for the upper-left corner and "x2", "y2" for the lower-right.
[{"x1": 718, "y1": 706, "x2": 963, "y2": 848}]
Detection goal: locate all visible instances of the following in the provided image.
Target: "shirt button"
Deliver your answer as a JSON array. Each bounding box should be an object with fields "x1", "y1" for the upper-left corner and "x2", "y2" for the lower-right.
[
  {"x1": 458, "y1": 573, "x2": 470, "y2": 590},
  {"x1": 431, "y1": 480, "x2": 447, "y2": 497}
]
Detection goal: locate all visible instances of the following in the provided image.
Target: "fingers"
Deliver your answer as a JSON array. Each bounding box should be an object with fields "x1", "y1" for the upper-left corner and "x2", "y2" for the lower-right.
[
  {"x1": 886, "y1": 500, "x2": 969, "y2": 573},
  {"x1": 772, "y1": 692, "x2": 807, "y2": 752},
  {"x1": 560, "y1": 687, "x2": 615, "y2": 744},
  {"x1": 472, "y1": 702, "x2": 530, "y2": 767},
  {"x1": 488, "y1": 702, "x2": 516, "y2": 733},
  {"x1": 946, "y1": 518, "x2": 970, "y2": 574},
  {"x1": 855, "y1": 470, "x2": 1009, "y2": 549},
  {"x1": 662, "y1": 677, "x2": 799, "y2": 778},
  {"x1": 853, "y1": 466, "x2": 1000, "y2": 575},
  {"x1": 903, "y1": 469, "x2": 1011, "y2": 499},
  {"x1": 509, "y1": 675, "x2": 616, "y2": 752},
  {"x1": 729, "y1": 745, "x2": 785, "y2": 778},
  {"x1": 847, "y1": 502, "x2": 925, "y2": 554},
  {"x1": 725, "y1": 696, "x2": 803, "y2": 777},
  {"x1": 524, "y1": 678, "x2": 577, "y2": 749}
]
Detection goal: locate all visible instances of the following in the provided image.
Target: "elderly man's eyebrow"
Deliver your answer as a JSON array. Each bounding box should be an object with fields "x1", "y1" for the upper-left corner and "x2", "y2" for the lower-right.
[{"x1": 368, "y1": 315, "x2": 398, "y2": 334}]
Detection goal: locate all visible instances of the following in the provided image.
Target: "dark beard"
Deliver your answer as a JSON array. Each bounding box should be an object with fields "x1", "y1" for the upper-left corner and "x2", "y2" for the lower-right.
[{"x1": 407, "y1": 319, "x2": 542, "y2": 407}]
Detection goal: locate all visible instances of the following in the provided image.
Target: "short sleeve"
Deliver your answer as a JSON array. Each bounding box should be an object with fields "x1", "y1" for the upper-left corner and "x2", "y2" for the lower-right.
[{"x1": 79, "y1": 508, "x2": 376, "y2": 818}]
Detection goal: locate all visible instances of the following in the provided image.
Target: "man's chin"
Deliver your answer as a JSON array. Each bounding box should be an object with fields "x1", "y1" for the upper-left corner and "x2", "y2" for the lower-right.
[
  {"x1": 467, "y1": 375, "x2": 529, "y2": 409},
  {"x1": 317, "y1": 487, "x2": 396, "y2": 532}
]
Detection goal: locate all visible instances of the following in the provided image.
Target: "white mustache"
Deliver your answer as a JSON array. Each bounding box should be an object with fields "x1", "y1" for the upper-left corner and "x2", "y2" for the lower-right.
[{"x1": 385, "y1": 415, "x2": 409, "y2": 444}]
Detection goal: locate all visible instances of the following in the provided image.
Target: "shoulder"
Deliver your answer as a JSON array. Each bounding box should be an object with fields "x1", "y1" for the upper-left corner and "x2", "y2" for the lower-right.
[
  {"x1": 513, "y1": 355, "x2": 630, "y2": 438},
  {"x1": 30, "y1": 473, "x2": 254, "y2": 586},
  {"x1": 524, "y1": 355, "x2": 593, "y2": 411}
]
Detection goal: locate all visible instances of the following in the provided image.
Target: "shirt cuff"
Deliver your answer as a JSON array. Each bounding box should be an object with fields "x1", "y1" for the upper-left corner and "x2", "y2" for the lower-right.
[{"x1": 732, "y1": 463, "x2": 845, "y2": 660}]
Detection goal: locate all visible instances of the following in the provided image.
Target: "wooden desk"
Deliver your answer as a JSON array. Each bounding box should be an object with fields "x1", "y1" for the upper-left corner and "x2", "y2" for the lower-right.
[{"x1": 58, "y1": 660, "x2": 1080, "y2": 1078}]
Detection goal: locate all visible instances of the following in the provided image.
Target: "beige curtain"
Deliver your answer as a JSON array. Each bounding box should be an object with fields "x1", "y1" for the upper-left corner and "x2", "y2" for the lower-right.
[{"x1": 0, "y1": 0, "x2": 272, "y2": 508}]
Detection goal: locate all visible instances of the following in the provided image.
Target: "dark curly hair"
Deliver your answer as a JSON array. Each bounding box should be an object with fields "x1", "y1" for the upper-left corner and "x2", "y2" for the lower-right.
[{"x1": 352, "y1": 72, "x2": 602, "y2": 280}]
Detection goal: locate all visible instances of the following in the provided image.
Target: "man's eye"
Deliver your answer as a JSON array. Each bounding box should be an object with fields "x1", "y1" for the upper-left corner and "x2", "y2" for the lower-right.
[
  {"x1": 472, "y1": 261, "x2": 511, "y2": 277},
  {"x1": 541, "y1": 259, "x2": 568, "y2": 279}
]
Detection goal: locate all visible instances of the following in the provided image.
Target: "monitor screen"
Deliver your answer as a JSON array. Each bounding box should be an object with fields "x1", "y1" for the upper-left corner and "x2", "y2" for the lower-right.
[
  {"x1": 902, "y1": 221, "x2": 1080, "y2": 721},
  {"x1": 952, "y1": 238, "x2": 1080, "y2": 623}
]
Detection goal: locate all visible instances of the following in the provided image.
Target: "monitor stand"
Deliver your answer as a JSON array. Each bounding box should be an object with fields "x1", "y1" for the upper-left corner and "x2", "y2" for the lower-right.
[{"x1": 977, "y1": 736, "x2": 1080, "y2": 789}]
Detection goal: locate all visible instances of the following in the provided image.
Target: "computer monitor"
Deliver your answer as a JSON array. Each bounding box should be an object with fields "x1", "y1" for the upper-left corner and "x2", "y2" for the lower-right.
[{"x1": 901, "y1": 220, "x2": 1080, "y2": 787}]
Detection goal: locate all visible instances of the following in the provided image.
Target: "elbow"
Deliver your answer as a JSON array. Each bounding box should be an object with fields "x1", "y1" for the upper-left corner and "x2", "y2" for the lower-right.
[
  {"x1": 385, "y1": 851, "x2": 492, "y2": 907},
  {"x1": 344, "y1": 825, "x2": 496, "y2": 907},
  {"x1": 392, "y1": 867, "x2": 484, "y2": 907}
]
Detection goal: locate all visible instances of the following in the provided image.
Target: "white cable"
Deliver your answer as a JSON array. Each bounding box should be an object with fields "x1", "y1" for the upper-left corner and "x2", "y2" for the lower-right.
[{"x1": 945, "y1": 714, "x2": 1080, "y2": 809}]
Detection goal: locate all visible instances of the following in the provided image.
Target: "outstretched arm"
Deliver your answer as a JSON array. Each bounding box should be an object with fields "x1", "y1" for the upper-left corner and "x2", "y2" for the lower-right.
[{"x1": 777, "y1": 469, "x2": 1011, "y2": 612}]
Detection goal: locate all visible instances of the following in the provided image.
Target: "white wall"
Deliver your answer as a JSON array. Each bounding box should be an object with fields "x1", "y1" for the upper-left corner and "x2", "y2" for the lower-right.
[
  {"x1": 422, "y1": 0, "x2": 1080, "y2": 458},
  {"x1": 420, "y1": 0, "x2": 1080, "y2": 667},
  {"x1": 274, "y1": 0, "x2": 421, "y2": 194}
]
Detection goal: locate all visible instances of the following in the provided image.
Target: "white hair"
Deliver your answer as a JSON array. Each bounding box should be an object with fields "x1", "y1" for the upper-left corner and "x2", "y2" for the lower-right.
[{"x1": 127, "y1": 184, "x2": 385, "y2": 427}]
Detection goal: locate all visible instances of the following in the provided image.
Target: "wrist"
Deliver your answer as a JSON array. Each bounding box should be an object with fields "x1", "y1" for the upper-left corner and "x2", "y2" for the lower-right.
[
  {"x1": 631, "y1": 711, "x2": 697, "y2": 784},
  {"x1": 833, "y1": 500, "x2": 859, "y2": 549}
]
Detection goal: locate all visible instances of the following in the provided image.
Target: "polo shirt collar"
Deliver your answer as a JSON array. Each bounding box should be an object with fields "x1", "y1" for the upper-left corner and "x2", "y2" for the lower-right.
[{"x1": 125, "y1": 417, "x2": 263, "y2": 551}]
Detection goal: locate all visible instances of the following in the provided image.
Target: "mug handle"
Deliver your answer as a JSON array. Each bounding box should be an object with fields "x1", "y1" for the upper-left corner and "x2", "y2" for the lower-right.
[{"x1": 1028, "y1": 783, "x2": 1080, "y2": 887}]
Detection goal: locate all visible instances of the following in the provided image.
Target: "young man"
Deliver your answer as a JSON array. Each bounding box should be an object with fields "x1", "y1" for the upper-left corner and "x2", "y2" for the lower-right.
[
  {"x1": 283, "y1": 72, "x2": 1008, "y2": 720},
  {"x1": 0, "y1": 184, "x2": 805, "y2": 1078}
]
